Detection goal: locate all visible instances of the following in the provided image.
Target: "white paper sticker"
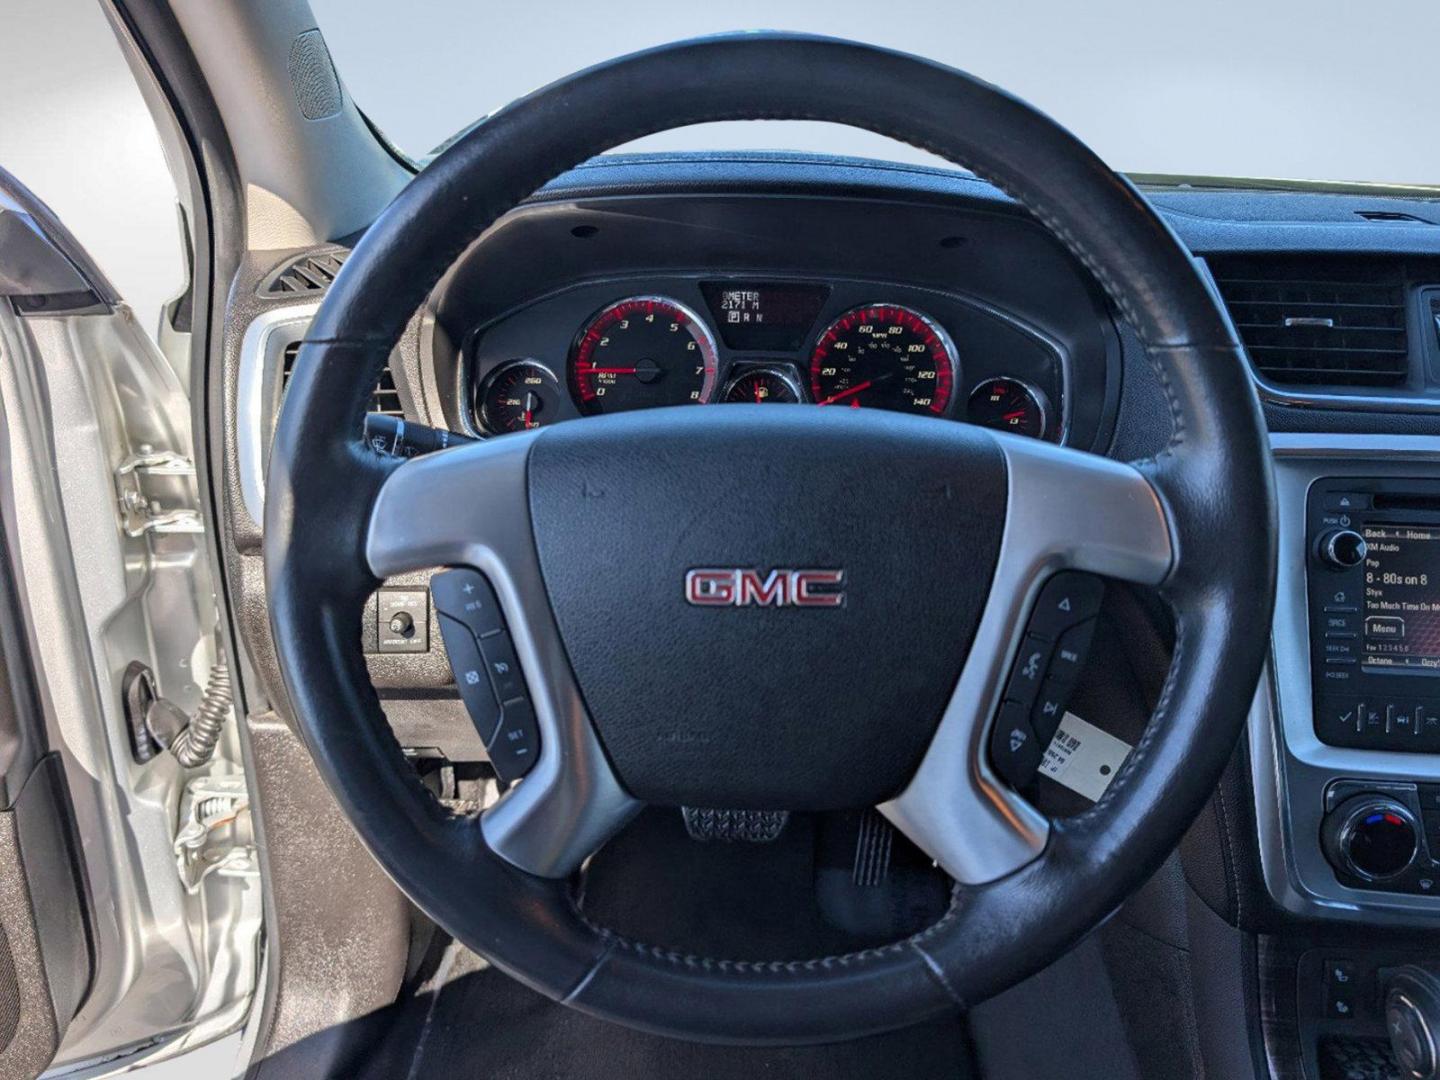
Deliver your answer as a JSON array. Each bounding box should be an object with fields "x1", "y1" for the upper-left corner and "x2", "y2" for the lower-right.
[{"x1": 1040, "y1": 712, "x2": 1133, "y2": 803}]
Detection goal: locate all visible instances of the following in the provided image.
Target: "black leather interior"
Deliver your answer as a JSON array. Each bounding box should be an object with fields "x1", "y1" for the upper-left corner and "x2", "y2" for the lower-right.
[{"x1": 264, "y1": 33, "x2": 1276, "y2": 1042}]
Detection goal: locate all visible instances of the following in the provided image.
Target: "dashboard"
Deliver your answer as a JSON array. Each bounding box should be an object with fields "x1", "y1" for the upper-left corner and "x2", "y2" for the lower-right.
[
  {"x1": 230, "y1": 152, "x2": 1440, "y2": 942},
  {"x1": 220, "y1": 151, "x2": 1440, "y2": 1079}
]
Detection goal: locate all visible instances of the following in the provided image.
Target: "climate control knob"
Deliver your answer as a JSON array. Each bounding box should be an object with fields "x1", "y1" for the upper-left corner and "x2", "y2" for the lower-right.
[
  {"x1": 1320, "y1": 528, "x2": 1368, "y2": 569},
  {"x1": 1323, "y1": 795, "x2": 1419, "y2": 881}
]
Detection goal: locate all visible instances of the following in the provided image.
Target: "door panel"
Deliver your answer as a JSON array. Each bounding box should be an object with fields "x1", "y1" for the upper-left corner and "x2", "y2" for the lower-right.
[{"x1": 0, "y1": 166, "x2": 259, "y2": 1077}]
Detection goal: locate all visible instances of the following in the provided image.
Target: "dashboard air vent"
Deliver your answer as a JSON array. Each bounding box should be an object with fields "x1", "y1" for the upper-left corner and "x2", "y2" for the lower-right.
[
  {"x1": 263, "y1": 250, "x2": 348, "y2": 295},
  {"x1": 1209, "y1": 256, "x2": 1410, "y2": 387},
  {"x1": 280, "y1": 339, "x2": 403, "y2": 416},
  {"x1": 370, "y1": 366, "x2": 404, "y2": 417}
]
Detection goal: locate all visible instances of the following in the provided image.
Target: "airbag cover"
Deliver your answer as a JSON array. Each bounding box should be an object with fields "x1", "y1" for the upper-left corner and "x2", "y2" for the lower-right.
[{"x1": 527, "y1": 406, "x2": 1007, "y2": 809}]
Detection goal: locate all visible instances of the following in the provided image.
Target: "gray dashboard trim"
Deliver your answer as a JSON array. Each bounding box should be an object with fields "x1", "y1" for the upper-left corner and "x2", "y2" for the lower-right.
[{"x1": 1253, "y1": 432, "x2": 1440, "y2": 926}]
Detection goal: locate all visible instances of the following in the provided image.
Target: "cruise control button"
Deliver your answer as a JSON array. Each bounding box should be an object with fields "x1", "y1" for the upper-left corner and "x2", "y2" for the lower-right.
[
  {"x1": 1029, "y1": 572, "x2": 1104, "y2": 641},
  {"x1": 436, "y1": 614, "x2": 502, "y2": 742},
  {"x1": 431, "y1": 568, "x2": 505, "y2": 639},
  {"x1": 479, "y1": 631, "x2": 526, "y2": 702},
  {"x1": 490, "y1": 696, "x2": 540, "y2": 782},
  {"x1": 1005, "y1": 634, "x2": 1052, "y2": 706},
  {"x1": 990, "y1": 701, "x2": 1042, "y2": 788},
  {"x1": 1047, "y1": 620, "x2": 1096, "y2": 685}
]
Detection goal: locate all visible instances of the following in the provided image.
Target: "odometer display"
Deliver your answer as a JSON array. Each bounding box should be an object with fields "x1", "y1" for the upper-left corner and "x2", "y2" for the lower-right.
[
  {"x1": 569, "y1": 296, "x2": 718, "y2": 415},
  {"x1": 809, "y1": 304, "x2": 957, "y2": 415}
]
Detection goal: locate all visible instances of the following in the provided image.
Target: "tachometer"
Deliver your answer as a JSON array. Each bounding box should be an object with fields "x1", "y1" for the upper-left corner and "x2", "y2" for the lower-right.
[
  {"x1": 569, "y1": 296, "x2": 718, "y2": 415},
  {"x1": 809, "y1": 304, "x2": 957, "y2": 415}
]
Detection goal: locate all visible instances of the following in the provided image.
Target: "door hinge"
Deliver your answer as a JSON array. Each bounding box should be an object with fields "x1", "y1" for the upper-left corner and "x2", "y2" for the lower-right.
[
  {"x1": 115, "y1": 447, "x2": 203, "y2": 537},
  {"x1": 173, "y1": 774, "x2": 256, "y2": 894}
]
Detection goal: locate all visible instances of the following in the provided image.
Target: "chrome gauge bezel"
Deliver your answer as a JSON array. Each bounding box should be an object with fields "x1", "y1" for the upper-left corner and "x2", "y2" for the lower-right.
[
  {"x1": 721, "y1": 366, "x2": 806, "y2": 404},
  {"x1": 808, "y1": 302, "x2": 962, "y2": 418},
  {"x1": 474, "y1": 358, "x2": 563, "y2": 436},
  {"x1": 966, "y1": 375, "x2": 1052, "y2": 441},
  {"x1": 567, "y1": 294, "x2": 720, "y2": 415}
]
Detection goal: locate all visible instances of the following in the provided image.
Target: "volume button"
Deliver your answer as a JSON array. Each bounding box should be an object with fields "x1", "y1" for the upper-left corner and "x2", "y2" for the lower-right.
[{"x1": 1321, "y1": 529, "x2": 1368, "y2": 569}]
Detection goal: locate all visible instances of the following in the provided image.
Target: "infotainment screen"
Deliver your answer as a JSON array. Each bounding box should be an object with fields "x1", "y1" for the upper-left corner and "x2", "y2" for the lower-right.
[{"x1": 1363, "y1": 524, "x2": 1440, "y2": 670}]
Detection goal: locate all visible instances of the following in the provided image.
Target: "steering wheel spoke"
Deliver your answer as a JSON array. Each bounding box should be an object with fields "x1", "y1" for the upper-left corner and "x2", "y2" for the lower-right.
[
  {"x1": 881, "y1": 436, "x2": 1174, "y2": 884},
  {"x1": 366, "y1": 435, "x2": 641, "y2": 877}
]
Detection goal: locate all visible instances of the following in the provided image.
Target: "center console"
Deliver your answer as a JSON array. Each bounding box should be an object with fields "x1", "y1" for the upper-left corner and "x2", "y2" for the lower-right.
[{"x1": 1254, "y1": 435, "x2": 1440, "y2": 922}]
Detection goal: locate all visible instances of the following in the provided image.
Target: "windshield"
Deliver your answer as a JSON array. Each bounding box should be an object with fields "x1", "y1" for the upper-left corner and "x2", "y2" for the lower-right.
[{"x1": 312, "y1": 0, "x2": 1440, "y2": 189}]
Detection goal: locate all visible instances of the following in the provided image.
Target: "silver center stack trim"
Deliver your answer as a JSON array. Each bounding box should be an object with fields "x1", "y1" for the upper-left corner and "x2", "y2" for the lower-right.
[{"x1": 1254, "y1": 432, "x2": 1440, "y2": 925}]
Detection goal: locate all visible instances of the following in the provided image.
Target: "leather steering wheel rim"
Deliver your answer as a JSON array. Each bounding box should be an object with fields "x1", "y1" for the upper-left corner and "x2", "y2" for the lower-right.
[{"x1": 264, "y1": 33, "x2": 1276, "y2": 1044}]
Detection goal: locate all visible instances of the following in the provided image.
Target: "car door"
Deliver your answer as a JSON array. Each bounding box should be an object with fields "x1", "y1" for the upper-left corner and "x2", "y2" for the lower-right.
[{"x1": 0, "y1": 166, "x2": 259, "y2": 1079}]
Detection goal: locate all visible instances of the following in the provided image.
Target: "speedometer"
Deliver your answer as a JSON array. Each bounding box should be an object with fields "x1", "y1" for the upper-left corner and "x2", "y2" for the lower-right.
[
  {"x1": 809, "y1": 304, "x2": 958, "y2": 416},
  {"x1": 569, "y1": 296, "x2": 718, "y2": 415}
]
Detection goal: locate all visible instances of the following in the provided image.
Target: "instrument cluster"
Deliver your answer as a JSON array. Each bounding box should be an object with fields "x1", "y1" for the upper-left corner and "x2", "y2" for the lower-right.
[{"x1": 467, "y1": 279, "x2": 1060, "y2": 441}]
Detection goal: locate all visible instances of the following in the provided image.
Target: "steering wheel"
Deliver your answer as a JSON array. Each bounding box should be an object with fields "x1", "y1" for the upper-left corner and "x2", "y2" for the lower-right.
[{"x1": 265, "y1": 34, "x2": 1275, "y2": 1043}]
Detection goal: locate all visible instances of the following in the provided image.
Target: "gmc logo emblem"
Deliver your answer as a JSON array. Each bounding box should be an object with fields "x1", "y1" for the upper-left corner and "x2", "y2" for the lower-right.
[{"x1": 685, "y1": 568, "x2": 845, "y2": 608}]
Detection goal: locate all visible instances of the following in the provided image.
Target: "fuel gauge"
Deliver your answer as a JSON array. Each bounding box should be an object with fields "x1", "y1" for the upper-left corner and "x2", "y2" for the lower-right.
[
  {"x1": 722, "y1": 368, "x2": 803, "y2": 404},
  {"x1": 967, "y1": 377, "x2": 1050, "y2": 439}
]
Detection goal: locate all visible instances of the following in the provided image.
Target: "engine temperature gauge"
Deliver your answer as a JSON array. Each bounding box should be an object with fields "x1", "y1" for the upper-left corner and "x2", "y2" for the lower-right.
[
  {"x1": 967, "y1": 377, "x2": 1050, "y2": 439},
  {"x1": 477, "y1": 360, "x2": 563, "y2": 434}
]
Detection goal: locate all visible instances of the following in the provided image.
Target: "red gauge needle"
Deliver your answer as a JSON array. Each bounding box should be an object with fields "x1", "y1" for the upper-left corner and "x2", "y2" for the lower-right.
[
  {"x1": 816, "y1": 379, "x2": 874, "y2": 406},
  {"x1": 1002, "y1": 410, "x2": 1027, "y2": 420}
]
